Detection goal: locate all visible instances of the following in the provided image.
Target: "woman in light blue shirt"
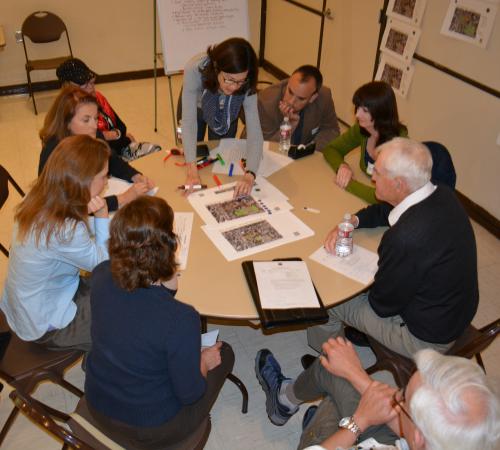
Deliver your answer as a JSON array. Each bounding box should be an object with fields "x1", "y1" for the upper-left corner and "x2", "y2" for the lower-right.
[{"x1": 1, "y1": 135, "x2": 110, "y2": 351}]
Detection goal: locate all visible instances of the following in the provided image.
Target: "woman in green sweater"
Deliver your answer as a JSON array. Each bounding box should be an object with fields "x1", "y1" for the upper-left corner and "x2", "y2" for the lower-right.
[{"x1": 323, "y1": 81, "x2": 407, "y2": 204}]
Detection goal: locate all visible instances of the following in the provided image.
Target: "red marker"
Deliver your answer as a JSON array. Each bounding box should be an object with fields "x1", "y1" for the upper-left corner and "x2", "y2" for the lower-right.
[{"x1": 213, "y1": 174, "x2": 222, "y2": 187}]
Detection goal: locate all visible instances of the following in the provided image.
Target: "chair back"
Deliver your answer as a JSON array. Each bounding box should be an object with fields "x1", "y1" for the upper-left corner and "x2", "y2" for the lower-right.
[
  {"x1": 423, "y1": 141, "x2": 457, "y2": 189},
  {"x1": 448, "y1": 319, "x2": 500, "y2": 359},
  {"x1": 10, "y1": 390, "x2": 95, "y2": 450},
  {"x1": 22, "y1": 11, "x2": 68, "y2": 43}
]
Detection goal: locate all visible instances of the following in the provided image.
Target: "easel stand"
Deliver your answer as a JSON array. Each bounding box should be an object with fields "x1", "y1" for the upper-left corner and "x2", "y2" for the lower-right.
[{"x1": 153, "y1": 0, "x2": 180, "y2": 145}]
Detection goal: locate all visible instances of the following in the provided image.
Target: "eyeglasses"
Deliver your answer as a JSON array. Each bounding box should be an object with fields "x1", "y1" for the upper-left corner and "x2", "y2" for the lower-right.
[
  {"x1": 220, "y1": 75, "x2": 248, "y2": 87},
  {"x1": 392, "y1": 388, "x2": 414, "y2": 437}
]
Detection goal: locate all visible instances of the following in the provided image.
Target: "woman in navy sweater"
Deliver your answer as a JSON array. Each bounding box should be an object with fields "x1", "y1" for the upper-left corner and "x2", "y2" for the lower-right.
[{"x1": 85, "y1": 196, "x2": 234, "y2": 448}]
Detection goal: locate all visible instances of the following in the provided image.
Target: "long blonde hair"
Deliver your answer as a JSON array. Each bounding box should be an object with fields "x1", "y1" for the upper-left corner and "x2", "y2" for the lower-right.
[{"x1": 16, "y1": 135, "x2": 110, "y2": 246}]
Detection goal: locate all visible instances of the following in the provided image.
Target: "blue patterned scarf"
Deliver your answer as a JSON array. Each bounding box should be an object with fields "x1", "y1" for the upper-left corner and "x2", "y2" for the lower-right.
[{"x1": 201, "y1": 89, "x2": 245, "y2": 136}]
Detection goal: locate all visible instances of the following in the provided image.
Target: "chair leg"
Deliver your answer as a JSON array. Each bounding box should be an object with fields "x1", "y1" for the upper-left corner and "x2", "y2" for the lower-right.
[
  {"x1": 0, "y1": 407, "x2": 21, "y2": 446},
  {"x1": 26, "y1": 70, "x2": 37, "y2": 115},
  {"x1": 475, "y1": 353, "x2": 486, "y2": 372},
  {"x1": 227, "y1": 373, "x2": 248, "y2": 414}
]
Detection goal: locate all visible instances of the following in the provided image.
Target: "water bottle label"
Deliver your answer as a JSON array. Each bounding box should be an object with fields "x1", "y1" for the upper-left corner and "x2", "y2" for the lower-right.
[{"x1": 338, "y1": 229, "x2": 352, "y2": 238}]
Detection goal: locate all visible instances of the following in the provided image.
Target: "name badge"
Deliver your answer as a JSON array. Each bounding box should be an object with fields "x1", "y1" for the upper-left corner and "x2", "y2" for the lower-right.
[
  {"x1": 311, "y1": 127, "x2": 319, "y2": 136},
  {"x1": 366, "y1": 162, "x2": 374, "y2": 175}
]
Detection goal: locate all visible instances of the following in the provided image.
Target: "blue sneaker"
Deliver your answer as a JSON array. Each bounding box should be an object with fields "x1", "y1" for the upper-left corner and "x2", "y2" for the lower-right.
[{"x1": 255, "y1": 349, "x2": 299, "y2": 426}]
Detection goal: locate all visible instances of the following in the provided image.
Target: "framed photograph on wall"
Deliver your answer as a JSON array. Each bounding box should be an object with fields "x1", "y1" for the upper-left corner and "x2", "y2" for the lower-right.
[
  {"x1": 380, "y1": 18, "x2": 421, "y2": 62},
  {"x1": 375, "y1": 54, "x2": 415, "y2": 98},
  {"x1": 387, "y1": 0, "x2": 428, "y2": 26},
  {"x1": 440, "y1": 0, "x2": 497, "y2": 48}
]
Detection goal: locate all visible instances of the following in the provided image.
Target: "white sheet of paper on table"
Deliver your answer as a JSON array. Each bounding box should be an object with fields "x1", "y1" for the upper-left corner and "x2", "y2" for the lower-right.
[
  {"x1": 209, "y1": 139, "x2": 293, "y2": 177},
  {"x1": 201, "y1": 329, "x2": 219, "y2": 347},
  {"x1": 254, "y1": 261, "x2": 320, "y2": 309},
  {"x1": 173, "y1": 212, "x2": 193, "y2": 270},
  {"x1": 188, "y1": 177, "x2": 292, "y2": 227},
  {"x1": 202, "y1": 211, "x2": 314, "y2": 261},
  {"x1": 103, "y1": 177, "x2": 159, "y2": 198},
  {"x1": 309, "y1": 245, "x2": 379, "y2": 285}
]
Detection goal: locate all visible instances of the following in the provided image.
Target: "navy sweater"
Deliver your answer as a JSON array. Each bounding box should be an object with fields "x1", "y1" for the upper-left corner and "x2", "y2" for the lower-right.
[
  {"x1": 356, "y1": 186, "x2": 478, "y2": 344},
  {"x1": 85, "y1": 261, "x2": 206, "y2": 427}
]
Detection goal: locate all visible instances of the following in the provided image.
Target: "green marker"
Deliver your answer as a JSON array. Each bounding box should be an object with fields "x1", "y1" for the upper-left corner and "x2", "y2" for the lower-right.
[{"x1": 216, "y1": 153, "x2": 225, "y2": 166}]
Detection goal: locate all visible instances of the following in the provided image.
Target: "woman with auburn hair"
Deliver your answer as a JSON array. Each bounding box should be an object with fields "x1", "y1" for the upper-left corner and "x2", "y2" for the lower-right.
[
  {"x1": 182, "y1": 37, "x2": 263, "y2": 197},
  {"x1": 39, "y1": 85, "x2": 155, "y2": 211},
  {"x1": 0, "y1": 135, "x2": 110, "y2": 351},
  {"x1": 85, "y1": 196, "x2": 234, "y2": 448},
  {"x1": 323, "y1": 81, "x2": 407, "y2": 204}
]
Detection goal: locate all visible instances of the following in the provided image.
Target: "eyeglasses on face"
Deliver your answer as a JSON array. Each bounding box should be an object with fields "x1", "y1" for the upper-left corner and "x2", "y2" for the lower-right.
[
  {"x1": 220, "y1": 75, "x2": 248, "y2": 87},
  {"x1": 392, "y1": 388, "x2": 414, "y2": 423},
  {"x1": 392, "y1": 388, "x2": 415, "y2": 438}
]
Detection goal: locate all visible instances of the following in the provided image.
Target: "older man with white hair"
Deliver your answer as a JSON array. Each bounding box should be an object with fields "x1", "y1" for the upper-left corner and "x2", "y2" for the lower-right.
[
  {"x1": 306, "y1": 137, "x2": 479, "y2": 357},
  {"x1": 266, "y1": 338, "x2": 500, "y2": 449},
  {"x1": 255, "y1": 138, "x2": 481, "y2": 432}
]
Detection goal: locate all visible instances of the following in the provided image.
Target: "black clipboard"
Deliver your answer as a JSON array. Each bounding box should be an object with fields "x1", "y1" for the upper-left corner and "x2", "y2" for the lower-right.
[{"x1": 242, "y1": 257, "x2": 328, "y2": 330}]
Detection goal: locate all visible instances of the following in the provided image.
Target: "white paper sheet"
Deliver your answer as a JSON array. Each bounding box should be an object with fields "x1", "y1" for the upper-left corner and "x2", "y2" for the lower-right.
[
  {"x1": 188, "y1": 176, "x2": 291, "y2": 227},
  {"x1": 103, "y1": 177, "x2": 159, "y2": 198},
  {"x1": 201, "y1": 329, "x2": 219, "y2": 347},
  {"x1": 174, "y1": 212, "x2": 193, "y2": 270},
  {"x1": 202, "y1": 212, "x2": 314, "y2": 261},
  {"x1": 254, "y1": 261, "x2": 320, "y2": 309},
  {"x1": 309, "y1": 245, "x2": 379, "y2": 285},
  {"x1": 209, "y1": 139, "x2": 293, "y2": 177}
]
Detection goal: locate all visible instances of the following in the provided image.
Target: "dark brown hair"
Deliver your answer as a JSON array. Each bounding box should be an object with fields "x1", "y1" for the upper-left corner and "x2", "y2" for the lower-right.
[
  {"x1": 109, "y1": 196, "x2": 178, "y2": 291},
  {"x1": 293, "y1": 65, "x2": 323, "y2": 91},
  {"x1": 15, "y1": 135, "x2": 110, "y2": 246},
  {"x1": 200, "y1": 37, "x2": 258, "y2": 95},
  {"x1": 352, "y1": 81, "x2": 406, "y2": 145},
  {"x1": 39, "y1": 85, "x2": 97, "y2": 145}
]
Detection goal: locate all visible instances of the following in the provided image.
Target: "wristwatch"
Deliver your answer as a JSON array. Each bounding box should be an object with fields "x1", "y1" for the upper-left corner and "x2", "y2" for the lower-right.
[{"x1": 338, "y1": 416, "x2": 361, "y2": 437}]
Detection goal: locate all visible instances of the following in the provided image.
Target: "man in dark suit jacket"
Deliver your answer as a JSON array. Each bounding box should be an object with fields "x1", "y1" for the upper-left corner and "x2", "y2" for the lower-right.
[
  {"x1": 257, "y1": 65, "x2": 340, "y2": 152},
  {"x1": 308, "y1": 137, "x2": 478, "y2": 357}
]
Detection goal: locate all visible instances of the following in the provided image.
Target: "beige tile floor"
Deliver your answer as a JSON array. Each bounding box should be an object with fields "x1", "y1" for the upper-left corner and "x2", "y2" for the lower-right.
[{"x1": 0, "y1": 76, "x2": 499, "y2": 449}]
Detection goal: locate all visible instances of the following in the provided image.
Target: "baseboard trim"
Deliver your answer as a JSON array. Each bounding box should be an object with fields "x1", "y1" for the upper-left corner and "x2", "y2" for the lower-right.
[
  {"x1": 455, "y1": 191, "x2": 500, "y2": 238},
  {"x1": 0, "y1": 68, "x2": 167, "y2": 97}
]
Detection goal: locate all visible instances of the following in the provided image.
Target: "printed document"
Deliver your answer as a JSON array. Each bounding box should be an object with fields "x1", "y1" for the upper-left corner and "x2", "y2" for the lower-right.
[
  {"x1": 254, "y1": 261, "x2": 320, "y2": 309},
  {"x1": 310, "y1": 245, "x2": 379, "y2": 285}
]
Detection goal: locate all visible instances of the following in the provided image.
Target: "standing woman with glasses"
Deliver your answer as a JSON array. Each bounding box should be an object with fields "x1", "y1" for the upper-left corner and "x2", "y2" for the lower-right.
[{"x1": 181, "y1": 37, "x2": 263, "y2": 197}]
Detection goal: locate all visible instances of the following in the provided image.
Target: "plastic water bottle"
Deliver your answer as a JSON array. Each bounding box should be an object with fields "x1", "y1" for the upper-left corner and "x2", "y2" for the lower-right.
[
  {"x1": 279, "y1": 116, "x2": 292, "y2": 154},
  {"x1": 335, "y1": 213, "x2": 354, "y2": 257}
]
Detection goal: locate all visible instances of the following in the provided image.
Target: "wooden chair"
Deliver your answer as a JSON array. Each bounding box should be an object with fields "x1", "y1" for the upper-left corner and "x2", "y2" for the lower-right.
[
  {"x1": 366, "y1": 318, "x2": 500, "y2": 387},
  {"x1": 0, "y1": 313, "x2": 84, "y2": 446},
  {"x1": 10, "y1": 390, "x2": 94, "y2": 449},
  {"x1": 21, "y1": 11, "x2": 73, "y2": 114},
  {"x1": 0, "y1": 165, "x2": 25, "y2": 257},
  {"x1": 9, "y1": 390, "x2": 212, "y2": 450}
]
